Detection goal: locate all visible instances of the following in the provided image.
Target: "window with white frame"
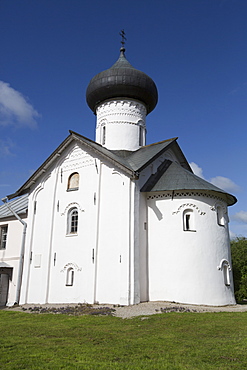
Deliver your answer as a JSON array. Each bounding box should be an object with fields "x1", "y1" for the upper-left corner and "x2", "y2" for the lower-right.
[
  {"x1": 67, "y1": 208, "x2": 78, "y2": 235},
  {"x1": 183, "y1": 209, "x2": 195, "y2": 231},
  {"x1": 67, "y1": 172, "x2": 79, "y2": 191},
  {"x1": 0, "y1": 225, "x2": 8, "y2": 250},
  {"x1": 216, "y1": 206, "x2": 225, "y2": 226},
  {"x1": 66, "y1": 268, "x2": 74, "y2": 286}
]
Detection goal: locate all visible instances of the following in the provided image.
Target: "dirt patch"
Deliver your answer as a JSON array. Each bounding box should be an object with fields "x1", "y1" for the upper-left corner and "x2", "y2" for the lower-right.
[{"x1": 3, "y1": 301, "x2": 247, "y2": 318}]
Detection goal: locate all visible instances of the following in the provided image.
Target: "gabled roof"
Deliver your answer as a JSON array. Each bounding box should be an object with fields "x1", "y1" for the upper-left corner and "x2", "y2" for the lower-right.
[
  {"x1": 141, "y1": 160, "x2": 237, "y2": 206},
  {"x1": 7, "y1": 131, "x2": 136, "y2": 199},
  {"x1": 110, "y1": 137, "x2": 191, "y2": 172},
  {"x1": 7, "y1": 131, "x2": 236, "y2": 206},
  {"x1": 0, "y1": 194, "x2": 28, "y2": 219},
  {"x1": 7, "y1": 131, "x2": 189, "y2": 199}
]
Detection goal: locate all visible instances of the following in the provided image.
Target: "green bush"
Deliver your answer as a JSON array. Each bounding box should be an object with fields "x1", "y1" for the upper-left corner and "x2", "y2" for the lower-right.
[{"x1": 231, "y1": 237, "x2": 247, "y2": 302}]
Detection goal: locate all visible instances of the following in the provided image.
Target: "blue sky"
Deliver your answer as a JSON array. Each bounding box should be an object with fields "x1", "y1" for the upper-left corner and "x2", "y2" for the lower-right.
[{"x1": 0, "y1": 0, "x2": 246, "y2": 237}]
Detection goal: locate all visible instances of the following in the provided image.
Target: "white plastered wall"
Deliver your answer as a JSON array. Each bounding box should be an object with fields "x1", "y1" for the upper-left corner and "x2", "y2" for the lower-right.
[
  {"x1": 0, "y1": 216, "x2": 27, "y2": 305},
  {"x1": 96, "y1": 99, "x2": 147, "y2": 151},
  {"x1": 147, "y1": 191, "x2": 236, "y2": 306},
  {"x1": 94, "y1": 164, "x2": 133, "y2": 305},
  {"x1": 138, "y1": 149, "x2": 183, "y2": 303},
  {"x1": 20, "y1": 142, "x2": 137, "y2": 305}
]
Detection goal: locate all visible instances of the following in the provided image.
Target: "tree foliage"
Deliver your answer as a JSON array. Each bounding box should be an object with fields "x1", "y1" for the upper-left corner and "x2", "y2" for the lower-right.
[{"x1": 231, "y1": 237, "x2": 247, "y2": 302}]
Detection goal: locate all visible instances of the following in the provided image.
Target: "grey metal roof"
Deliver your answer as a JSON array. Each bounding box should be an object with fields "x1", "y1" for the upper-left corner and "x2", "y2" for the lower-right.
[
  {"x1": 141, "y1": 160, "x2": 237, "y2": 206},
  {"x1": 0, "y1": 194, "x2": 28, "y2": 219},
  {"x1": 7, "y1": 132, "x2": 183, "y2": 199},
  {"x1": 8, "y1": 132, "x2": 137, "y2": 199},
  {"x1": 72, "y1": 134, "x2": 190, "y2": 174},
  {"x1": 86, "y1": 48, "x2": 158, "y2": 114},
  {"x1": 110, "y1": 138, "x2": 181, "y2": 172},
  {"x1": 8, "y1": 131, "x2": 236, "y2": 207}
]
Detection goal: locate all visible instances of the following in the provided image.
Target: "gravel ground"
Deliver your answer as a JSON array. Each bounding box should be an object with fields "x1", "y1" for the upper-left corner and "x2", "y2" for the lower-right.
[
  {"x1": 3, "y1": 301, "x2": 247, "y2": 318},
  {"x1": 112, "y1": 301, "x2": 247, "y2": 318}
]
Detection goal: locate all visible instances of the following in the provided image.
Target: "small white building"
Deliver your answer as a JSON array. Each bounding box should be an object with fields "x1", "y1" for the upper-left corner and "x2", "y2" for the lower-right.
[
  {"x1": 0, "y1": 47, "x2": 237, "y2": 306},
  {"x1": 0, "y1": 195, "x2": 28, "y2": 306}
]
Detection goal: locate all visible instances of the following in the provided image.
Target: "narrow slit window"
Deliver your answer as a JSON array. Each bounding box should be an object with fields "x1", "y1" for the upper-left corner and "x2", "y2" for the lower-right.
[
  {"x1": 67, "y1": 172, "x2": 79, "y2": 191},
  {"x1": 102, "y1": 126, "x2": 106, "y2": 145},
  {"x1": 185, "y1": 214, "x2": 190, "y2": 230},
  {"x1": 223, "y1": 262, "x2": 230, "y2": 286},
  {"x1": 66, "y1": 268, "x2": 74, "y2": 286},
  {"x1": 183, "y1": 209, "x2": 195, "y2": 232},
  {"x1": 217, "y1": 206, "x2": 225, "y2": 226},
  {"x1": 139, "y1": 126, "x2": 143, "y2": 146}
]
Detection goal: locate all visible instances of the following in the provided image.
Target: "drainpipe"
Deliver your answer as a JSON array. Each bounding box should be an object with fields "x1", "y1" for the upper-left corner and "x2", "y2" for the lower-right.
[{"x1": 2, "y1": 196, "x2": 27, "y2": 305}]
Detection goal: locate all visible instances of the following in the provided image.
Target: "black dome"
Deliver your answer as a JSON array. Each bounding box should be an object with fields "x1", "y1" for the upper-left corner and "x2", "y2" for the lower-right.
[{"x1": 86, "y1": 48, "x2": 158, "y2": 115}]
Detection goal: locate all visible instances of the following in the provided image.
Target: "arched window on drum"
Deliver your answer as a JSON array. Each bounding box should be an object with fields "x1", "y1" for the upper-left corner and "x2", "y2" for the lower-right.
[
  {"x1": 216, "y1": 205, "x2": 225, "y2": 226},
  {"x1": 102, "y1": 125, "x2": 106, "y2": 145},
  {"x1": 218, "y1": 259, "x2": 231, "y2": 286}
]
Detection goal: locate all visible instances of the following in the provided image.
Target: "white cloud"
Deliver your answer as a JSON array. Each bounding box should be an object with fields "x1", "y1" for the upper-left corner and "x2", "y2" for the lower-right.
[
  {"x1": 210, "y1": 176, "x2": 239, "y2": 192},
  {"x1": 232, "y1": 211, "x2": 247, "y2": 224},
  {"x1": 190, "y1": 162, "x2": 239, "y2": 193},
  {"x1": 229, "y1": 230, "x2": 237, "y2": 240},
  {"x1": 0, "y1": 81, "x2": 40, "y2": 128},
  {"x1": 0, "y1": 138, "x2": 15, "y2": 157},
  {"x1": 189, "y1": 162, "x2": 205, "y2": 179}
]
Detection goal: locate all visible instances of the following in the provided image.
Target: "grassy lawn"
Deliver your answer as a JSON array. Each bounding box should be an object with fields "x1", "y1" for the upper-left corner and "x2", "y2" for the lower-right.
[{"x1": 0, "y1": 310, "x2": 247, "y2": 369}]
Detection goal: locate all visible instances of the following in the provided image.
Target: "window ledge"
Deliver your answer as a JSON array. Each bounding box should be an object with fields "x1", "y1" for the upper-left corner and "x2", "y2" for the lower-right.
[
  {"x1": 67, "y1": 188, "x2": 79, "y2": 192},
  {"x1": 66, "y1": 233, "x2": 78, "y2": 237}
]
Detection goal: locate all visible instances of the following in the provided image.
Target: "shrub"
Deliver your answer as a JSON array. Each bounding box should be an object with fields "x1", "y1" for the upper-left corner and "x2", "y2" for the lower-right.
[{"x1": 231, "y1": 237, "x2": 247, "y2": 302}]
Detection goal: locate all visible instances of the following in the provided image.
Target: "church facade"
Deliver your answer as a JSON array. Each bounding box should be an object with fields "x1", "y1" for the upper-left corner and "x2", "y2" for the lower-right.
[{"x1": 0, "y1": 47, "x2": 237, "y2": 306}]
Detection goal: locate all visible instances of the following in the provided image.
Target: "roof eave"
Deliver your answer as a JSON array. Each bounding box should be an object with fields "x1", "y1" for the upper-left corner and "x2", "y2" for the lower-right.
[
  {"x1": 145, "y1": 188, "x2": 237, "y2": 206},
  {"x1": 137, "y1": 138, "x2": 178, "y2": 172},
  {"x1": 7, "y1": 134, "x2": 74, "y2": 200},
  {"x1": 70, "y1": 131, "x2": 137, "y2": 178},
  {"x1": 8, "y1": 131, "x2": 138, "y2": 200}
]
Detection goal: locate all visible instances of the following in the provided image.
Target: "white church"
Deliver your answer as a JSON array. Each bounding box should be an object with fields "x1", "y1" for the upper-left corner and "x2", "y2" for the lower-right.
[{"x1": 0, "y1": 46, "x2": 237, "y2": 307}]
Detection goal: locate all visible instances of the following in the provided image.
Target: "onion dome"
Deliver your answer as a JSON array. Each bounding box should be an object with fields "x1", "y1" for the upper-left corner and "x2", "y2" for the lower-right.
[{"x1": 86, "y1": 47, "x2": 158, "y2": 115}]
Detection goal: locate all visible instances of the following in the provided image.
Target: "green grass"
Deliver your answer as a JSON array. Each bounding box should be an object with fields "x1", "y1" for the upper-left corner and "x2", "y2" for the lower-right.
[{"x1": 0, "y1": 311, "x2": 247, "y2": 369}]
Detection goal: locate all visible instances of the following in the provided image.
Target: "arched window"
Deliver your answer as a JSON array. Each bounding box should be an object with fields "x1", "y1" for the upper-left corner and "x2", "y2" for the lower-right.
[
  {"x1": 67, "y1": 208, "x2": 78, "y2": 234},
  {"x1": 102, "y1": 126, "x2": 106, "y2": 145},
  {"x1": 217, "y1": 206, "x2": 225, "y2": 226},
  {"x1": 217, "y1": 259, "x2": 231, "y2": 286},
  {"x1": 223, "y1": 263, "x2": 230, "y2": 286},
  {"x1": 66, "y1": 268, "x2": 74, "y2": 286},
  {"x1": 67, "y1": 172, "x2": 79, "y2": 191},
  {"x1": 139, "y1": 126, "x2": 143, "y2": 146},
  {"x1": 183, "y1": 209, "x2": 195, "y2": 232}
]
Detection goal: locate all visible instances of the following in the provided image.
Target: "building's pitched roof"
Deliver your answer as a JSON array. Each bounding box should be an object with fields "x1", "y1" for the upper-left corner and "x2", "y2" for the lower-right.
[
  {"x1": 141, "y1": 160, "x2": 237, "y2": 206},
  {"x1": 7, "y1": 131, "x2": 188, "y2": 199},
  {"x1": 110, "y1": 137, "x2": 191, "y2": 172},
  {"x1": 7, "y1": 131, "x2": 236, "y2": 206},
  {"x1": 0, "y1": 194, "x2": 28, "y2": 219}
]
